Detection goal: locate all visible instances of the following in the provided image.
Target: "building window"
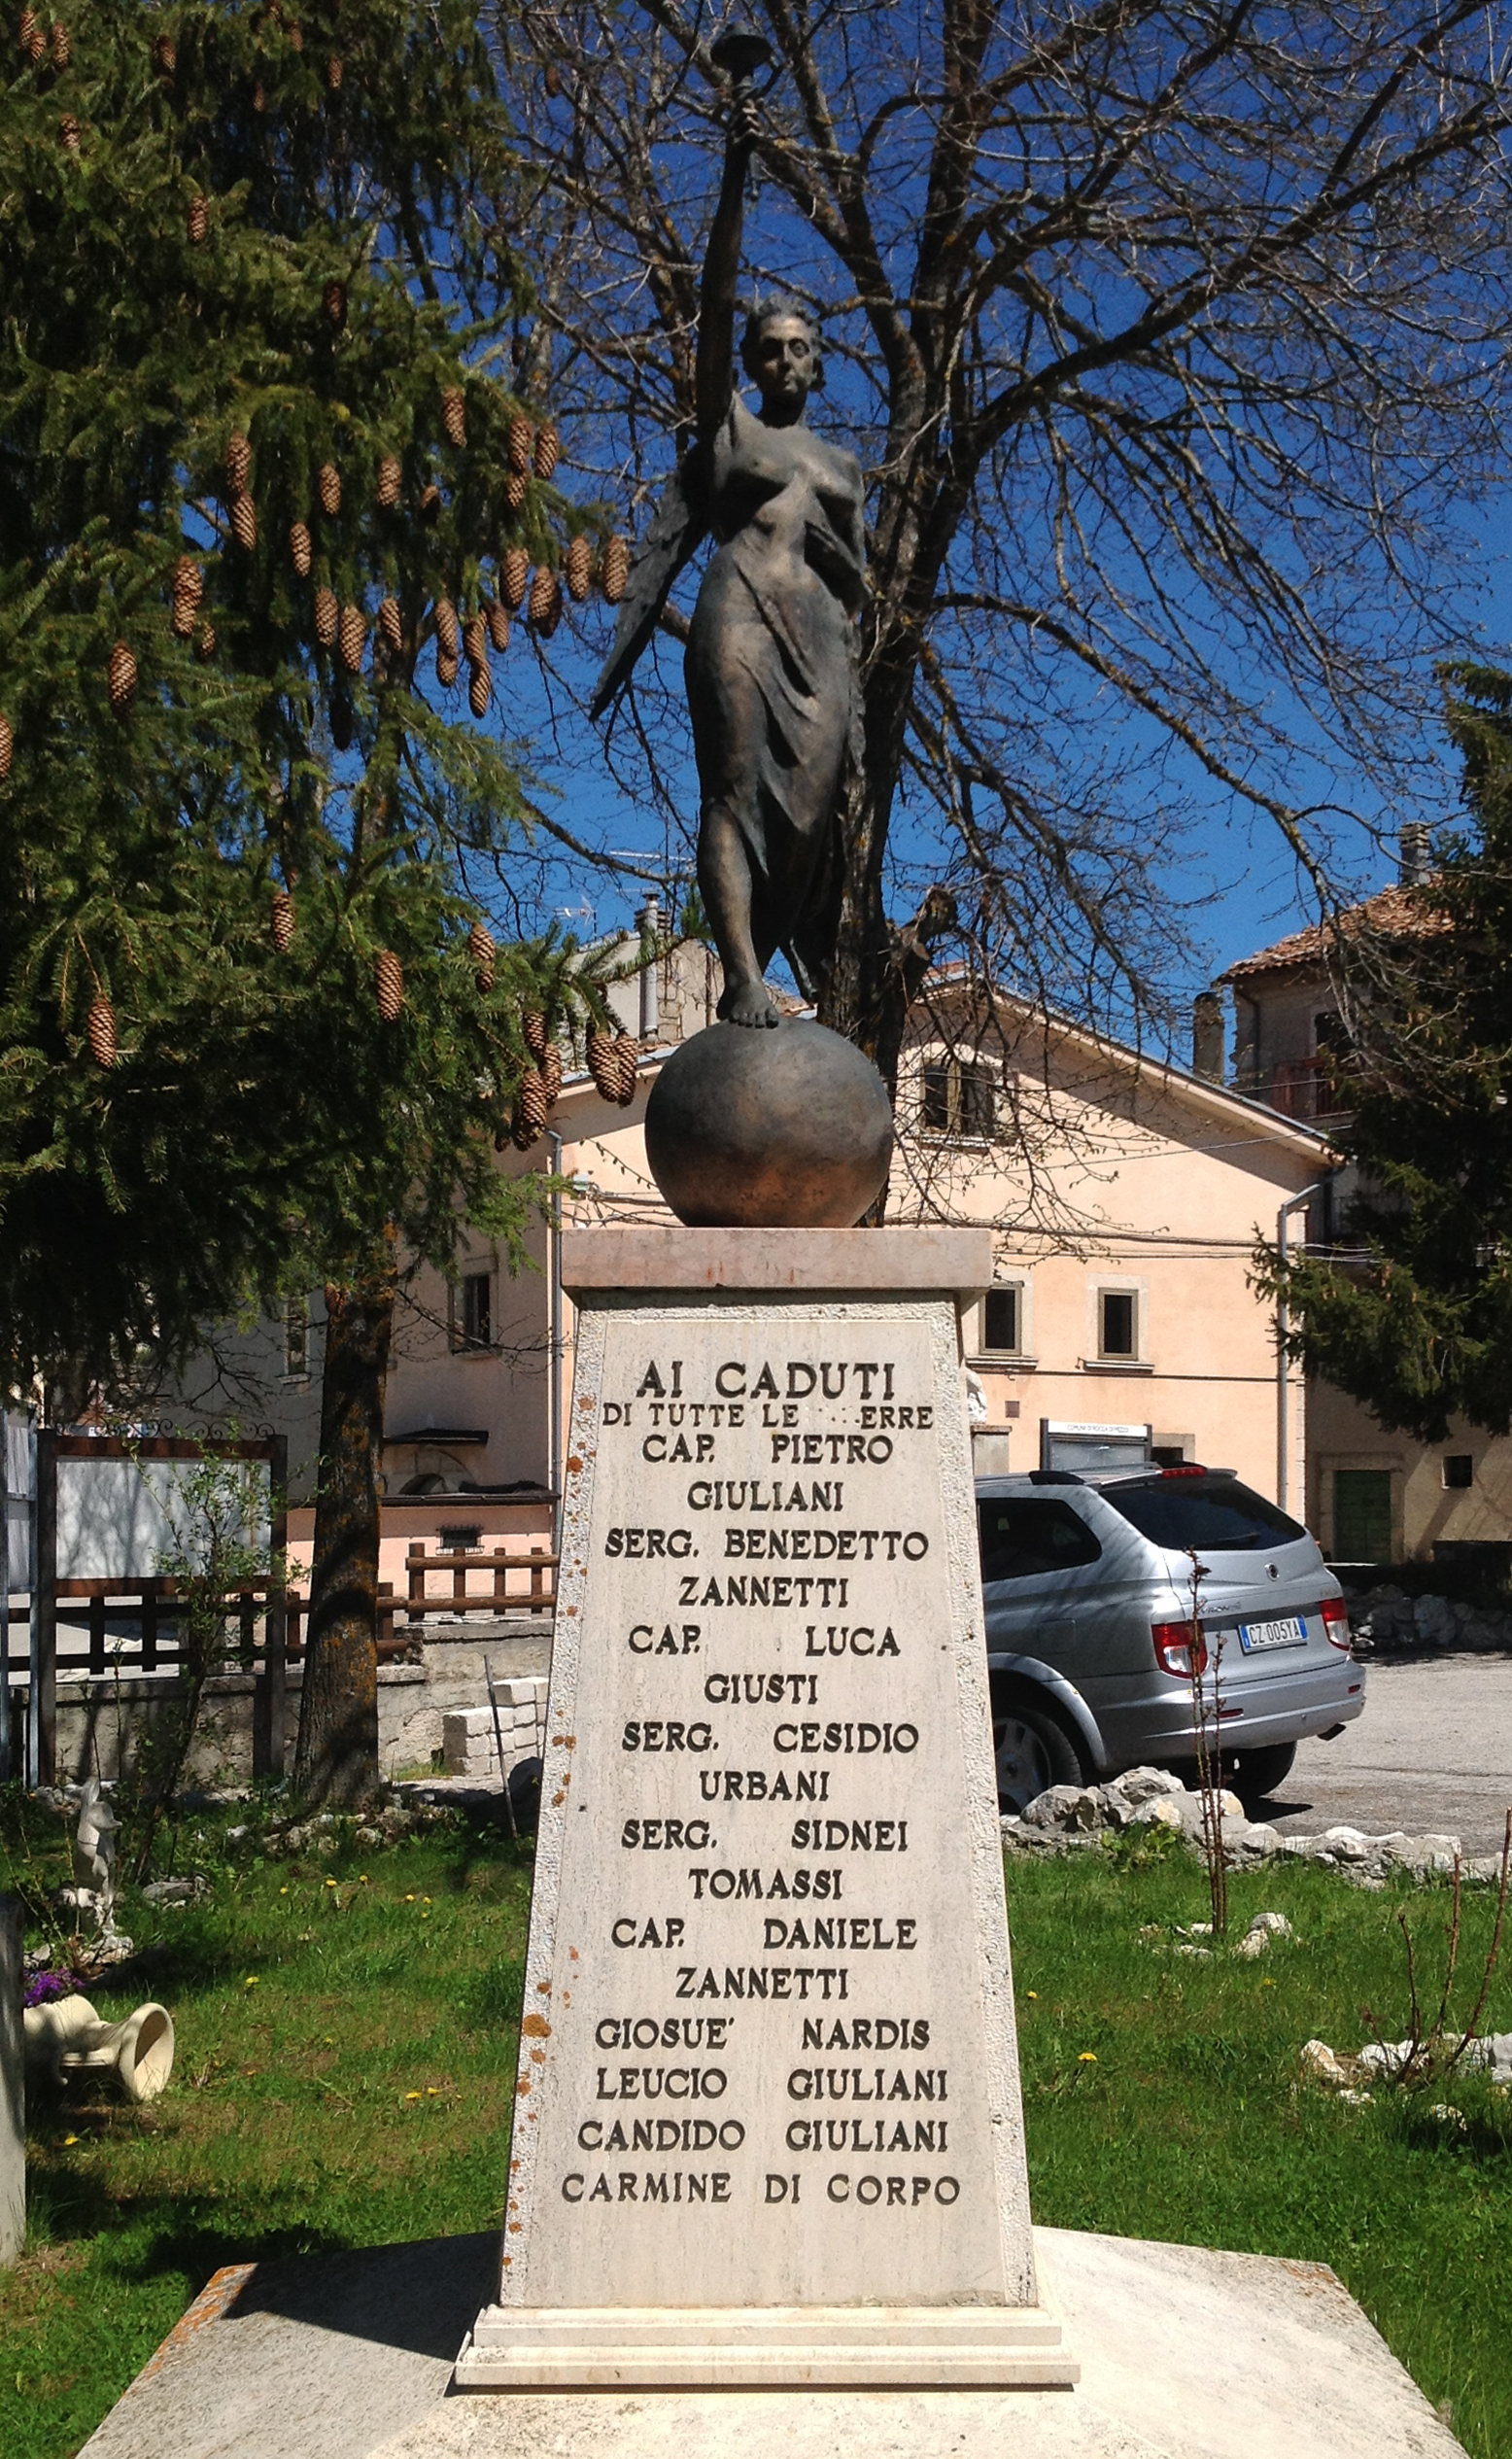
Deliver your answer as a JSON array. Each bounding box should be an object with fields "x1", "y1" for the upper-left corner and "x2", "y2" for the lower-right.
[
  {"x1": 981, "y1": 1287, "x2": 1021, "y2": 1355},
  {"x1": 921, "y1": 1057, "x2": 997, "y2": 1138},
  {"x1": 455, "y1": 1270, "x2": 492, "y2": 1351},
  {"x1": 284, "y1": 1297, "x2": 308, "y2": 1380},
  {"x1": 1443, "y1": 1454, "x2": 1474, "y2": 1491},
  {"x1": 1098, "y1": 1291, "x2": 1137, "y2": 1359}
]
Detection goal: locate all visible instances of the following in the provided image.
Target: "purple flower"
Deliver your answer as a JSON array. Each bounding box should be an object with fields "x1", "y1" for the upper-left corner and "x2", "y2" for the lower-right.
[{"x1": 23, "y1": 1970, "x2": 74, "y2": 2008}]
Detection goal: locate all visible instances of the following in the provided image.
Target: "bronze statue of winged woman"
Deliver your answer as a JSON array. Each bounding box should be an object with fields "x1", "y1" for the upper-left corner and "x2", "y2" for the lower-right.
[{"x1": 590, "y1": 31, "x2": 866, "y2": 1030}]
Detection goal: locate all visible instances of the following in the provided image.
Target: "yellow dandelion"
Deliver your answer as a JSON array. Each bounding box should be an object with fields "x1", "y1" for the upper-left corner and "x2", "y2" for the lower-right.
[
  {"x1": 404, "y1": 1893, "x2": 416, "y2": 1902},
  {"x1": 244, "y1": 1975, "x2": 259, "y2": 1989},
  {"x1": 1024, "y1": 1990, "x2": 1038, "y2": 2000},
  {"x1": 422, "y1": 1896, "x2": 431, "y2": 1904},
  {"x1": 280, "y1": 1886, "x2": 289, "y2": 1895},
  {"x1": 1262, "y1": 1977, "x2": 1277, "y2": 1988},
  {"x1": 63, "y1": 2133, "x2": 79, "y2": 2145},
  {"x1": 427, "y1": 2086, "x2": 439, "y2": 2095},
  {"x1": 404, "y1": 2091, "x2": 422, "y2": 2101},
  {"x1": 1078, "y1": 2051, "x2": 1097, "y2": 2063},
  {"x1": 359, "y1": 1875, "x2": 369, "y2": 1885},
  {"x1": 326, "y1": 1878, "x2": 337, "y2": 1888}
]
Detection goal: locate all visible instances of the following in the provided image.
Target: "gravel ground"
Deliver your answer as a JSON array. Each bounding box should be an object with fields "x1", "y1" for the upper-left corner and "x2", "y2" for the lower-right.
[{"x1": 1258, "y1": 1653, "x2": 1512, "y2": 1853}]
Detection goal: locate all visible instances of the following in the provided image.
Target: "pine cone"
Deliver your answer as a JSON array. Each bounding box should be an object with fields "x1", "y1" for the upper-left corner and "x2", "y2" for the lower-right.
[
  {"x1": 516, "y1": 1066, "x2": 548, "y2": 1139},
  {"x1": 323, "y1": 277, "x2": 346, "y2": 330},
  {"x1": 286, "y1": 18, "x2": 302, "y2": 50},
  {"x1": 325, "y1": 52, "x2": 341, "y2": 90},
  {"x1": 504, "y1": 470, "x2": 528, "y2": 512},
  {"x1": 543, "y1": 61, "x2": 562, "y2": 97},
  {"x1": 230, "y1": 493, "x2": 258, "y2": 551},
  {"x1": 107, "y1": 639, "x2": 137, "y2": 714},
  {"x1": 602, "y1": 534, "x2": 631, "y2": 605},
  {"x1": 377, "y1": 595, "x2": 402, "y2": 652},
  {"x1": 542, "y1": 1043, "x2": 562, "y2": 1105},
  {"x1": 58, "y1": 113, "x2": 80, "y2": 152},
  {"x1": 226, "y1": 431, "x2": 252, "y2": 494},
  {"x1": 436, "y1": 646, "x2": 459, "y2": 688},
  {"x1": 486, "y1": 596, "x2": 509, "y2": 655},
  {"x1": 506, "y1": 413, "x2": 533, "y2": 475},
  {"x1": 613, "y1": 1032, "x2": 638, "y2": 1105},
  {"x1": 50, "y1": 19, "x2": 69, "y2": 69},
  {"x1": 586, "y1": 1027, "x2": 619, "y2": 1102},
  {"x1": 468, "y1": 919, "x2": 496, "y2": 991},
  {"x1": 18, "y1": 9, "x2": 40, "y2": 59},
  {"x1": 0, "y1": 712, "x2": 12, "y2": 780},
  {"x1": 317, "y1": 461, "x2": 341, "y2": 516},
  {"x1": 529, "y1": 567, "x2": 562, "y2": 635},
  {"x1": 187, "y1": 191, "x2": 209, "y2": 244},
  {"x1": 153, "y1": 31, "x2": 175, "y2": 73},
  {"x1": 86, "y1": 996, "x2": 117, "y2": 1068},
  {"x1": 566, "y1": 535, "x2": 592, "y2": 603},
  {"x1": 193, "y1": 621, "x2": 217, "y2": 662},
  {"x1": 375, "y1": 455, "x2": 401, "y2": 509},
  {"x1": 314, "y1": 586, "x2": 338, "y2": 647},
  {"x1": 433, "y1": 597, "x2": 459, "y2": 660},
  {"x1": 501, "y1": 546, "x2": 529, "y2": 611},
  {"x1": 524, "y1": 1009, "x2": 548, "y2": 1062},
  {"x1": 171, "y1": 555, "x2": 203, "y2": 638},
  {"x1": 330, "y1": 689, "x2": 354, "y2": 751},
  {"x1": 290, "y1": 520, "x2": 313, "y2": 576},
  {"x1": 463, "y1": 612, "x2": 487, "y2": 667},
  {"x1": 468, "y1": 660, "x2": 491, "y2": 717},
  {"x1": 419, "y1": 482, "x2": 441, "y2": 523},
  {"x1": 252, "y1": 81, "x2": 264, "y2": 111},
  {"x1": 375, "y1": 949, "x2": 403, "y2": 1022},
  {"x1": 533, "y1": 421, "x2": 559, "y2": 481},
  {"x1": 338, "y1": 603, "x2": 364, "y2": 674},
  {"x1": 272, "y1": 886, "x2": 296, "y2": 952},
  {"x1": 442, "y1": 386, "x2": 466, "y2": 447}
]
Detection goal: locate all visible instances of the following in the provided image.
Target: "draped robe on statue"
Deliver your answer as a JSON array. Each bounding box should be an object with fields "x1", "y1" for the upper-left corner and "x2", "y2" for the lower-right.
[{"x1": 683, "y1": 393, "x2": 866, "y2": 1002}]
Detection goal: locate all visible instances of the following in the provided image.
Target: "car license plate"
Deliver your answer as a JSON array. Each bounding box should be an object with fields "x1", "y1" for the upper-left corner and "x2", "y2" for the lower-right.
[{"x1": 1237, "y1": 1613, "x2": 1308, "y2": 1653}]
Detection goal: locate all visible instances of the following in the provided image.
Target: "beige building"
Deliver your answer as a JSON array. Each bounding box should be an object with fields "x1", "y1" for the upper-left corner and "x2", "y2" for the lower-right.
[
  {"x1": 166, "y1": 941, "x2": 1331, "y2": 1587},
  {"x1": 1220, "y1": 847, "x2": 1508, "y2": 1573}
]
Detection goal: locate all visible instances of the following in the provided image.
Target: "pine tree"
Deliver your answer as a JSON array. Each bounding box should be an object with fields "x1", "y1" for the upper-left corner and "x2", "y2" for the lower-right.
[
  {"x1": 1263, "y1": 664, "x2": 1512, "y2": 1441},
  {"x1": 0, "y1": 0, "x2": 615, "y2": 1803}
]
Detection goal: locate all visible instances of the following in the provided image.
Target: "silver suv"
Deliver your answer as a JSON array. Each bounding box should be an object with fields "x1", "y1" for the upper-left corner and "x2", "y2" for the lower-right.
[{"x1": 977, "y1": 1464, "x2": 1365, "y2": 1813}]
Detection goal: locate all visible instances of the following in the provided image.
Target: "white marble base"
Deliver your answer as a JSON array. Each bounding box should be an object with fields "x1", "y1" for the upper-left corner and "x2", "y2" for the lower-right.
[{"x1": 454, "y1": 2300, "x2": 1076, "y2": 2389}]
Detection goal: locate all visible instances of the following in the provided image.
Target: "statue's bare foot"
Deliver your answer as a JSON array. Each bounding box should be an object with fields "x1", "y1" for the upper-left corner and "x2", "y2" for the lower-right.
[{"x1": 719, "y1": 978, "x2": 781, "y2": 1029}]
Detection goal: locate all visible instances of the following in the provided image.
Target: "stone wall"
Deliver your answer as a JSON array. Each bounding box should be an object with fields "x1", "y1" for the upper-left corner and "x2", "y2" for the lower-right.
[{"x1": 42, "y1": 1616, "x2": 552, "y2": 1786}]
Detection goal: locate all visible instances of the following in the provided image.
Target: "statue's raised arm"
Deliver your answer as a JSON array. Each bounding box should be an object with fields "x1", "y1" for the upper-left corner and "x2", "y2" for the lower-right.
[{"x1": 588, "y1": 34, "x2": 764, "y2": 722}]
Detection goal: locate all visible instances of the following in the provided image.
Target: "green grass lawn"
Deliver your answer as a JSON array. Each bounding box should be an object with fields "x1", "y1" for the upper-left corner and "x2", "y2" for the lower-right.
[{"x1": 2, "y1": 1805, "x2": 1509, "y2": 2458}]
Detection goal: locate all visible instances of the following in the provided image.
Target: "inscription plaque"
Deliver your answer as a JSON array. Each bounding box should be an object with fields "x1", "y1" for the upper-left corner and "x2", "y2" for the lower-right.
[{"x1": 457, "y1": 1231, "x2": 1075, "y2": 2388}]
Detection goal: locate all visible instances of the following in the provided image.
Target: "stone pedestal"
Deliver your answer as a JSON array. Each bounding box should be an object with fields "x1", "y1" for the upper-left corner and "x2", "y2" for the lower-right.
[
  {"x1": 456, "y1": 1227, "x2": 1074, "y2": 2390},
  {"x1": 0, "y1": 1893, "x2": 22, "y2": 2265}
]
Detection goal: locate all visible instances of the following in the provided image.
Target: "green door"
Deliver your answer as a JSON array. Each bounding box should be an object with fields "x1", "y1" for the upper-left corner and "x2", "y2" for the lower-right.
[{"x1": 1332, "y1": 1469, "x2": 1392, "y2": 1564}]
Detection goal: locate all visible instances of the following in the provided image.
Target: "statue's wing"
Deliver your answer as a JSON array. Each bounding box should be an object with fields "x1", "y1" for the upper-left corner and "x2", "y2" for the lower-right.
[{"x1": 590, "y1": 458, "x2": 706, "y2": 719}]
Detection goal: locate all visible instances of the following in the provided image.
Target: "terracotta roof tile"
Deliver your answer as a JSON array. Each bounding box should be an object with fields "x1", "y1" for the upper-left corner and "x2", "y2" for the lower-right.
[{"x1": 1220, "y1": 883, "x2": 1448, "y2": 983}]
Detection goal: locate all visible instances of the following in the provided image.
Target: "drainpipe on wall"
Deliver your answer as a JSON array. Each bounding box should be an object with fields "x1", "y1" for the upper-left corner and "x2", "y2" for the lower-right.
[{"x1": 1276, "y1": 1180, "x2": 1328, "y2": 1517}]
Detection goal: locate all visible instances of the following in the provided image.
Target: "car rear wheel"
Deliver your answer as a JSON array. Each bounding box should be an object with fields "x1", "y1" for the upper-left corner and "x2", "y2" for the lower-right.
[
  {"x1": 990, "y1": 1684, "x2": 1082, "y2": 1815},
  {"x1": 1228, "y1": 1742, "x2": 1297, "y2": 1808}
]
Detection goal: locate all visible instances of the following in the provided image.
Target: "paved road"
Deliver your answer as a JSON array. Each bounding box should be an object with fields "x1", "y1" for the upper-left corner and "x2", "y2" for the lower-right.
[{"x1": 1259, "y1": 1653, "x2": 1512, "y2": 1853}]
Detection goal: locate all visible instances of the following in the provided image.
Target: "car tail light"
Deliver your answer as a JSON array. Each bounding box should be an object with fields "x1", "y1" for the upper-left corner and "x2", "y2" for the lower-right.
[
  {"x1": 1152, "y1": 1618, "x2": 1208, "y2": 1678},
  {"x1": 1321, "y1": 1596, "x2": 1352, "y2": 1651},
  {"x1": 1160, "y1": 1463, "x2": 1208, "y2": 1478}
]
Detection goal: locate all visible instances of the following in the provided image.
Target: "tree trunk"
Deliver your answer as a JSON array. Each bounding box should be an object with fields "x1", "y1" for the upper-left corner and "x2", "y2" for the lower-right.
[{"x1": 293, "y1": 1242, "x2": 395, "y2": 1806}]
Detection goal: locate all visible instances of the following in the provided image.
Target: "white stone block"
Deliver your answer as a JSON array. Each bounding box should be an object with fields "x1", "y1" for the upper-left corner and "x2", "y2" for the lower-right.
[{"x1": 0, "y1": 1896, "x2": 22, "y2": 2265}]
